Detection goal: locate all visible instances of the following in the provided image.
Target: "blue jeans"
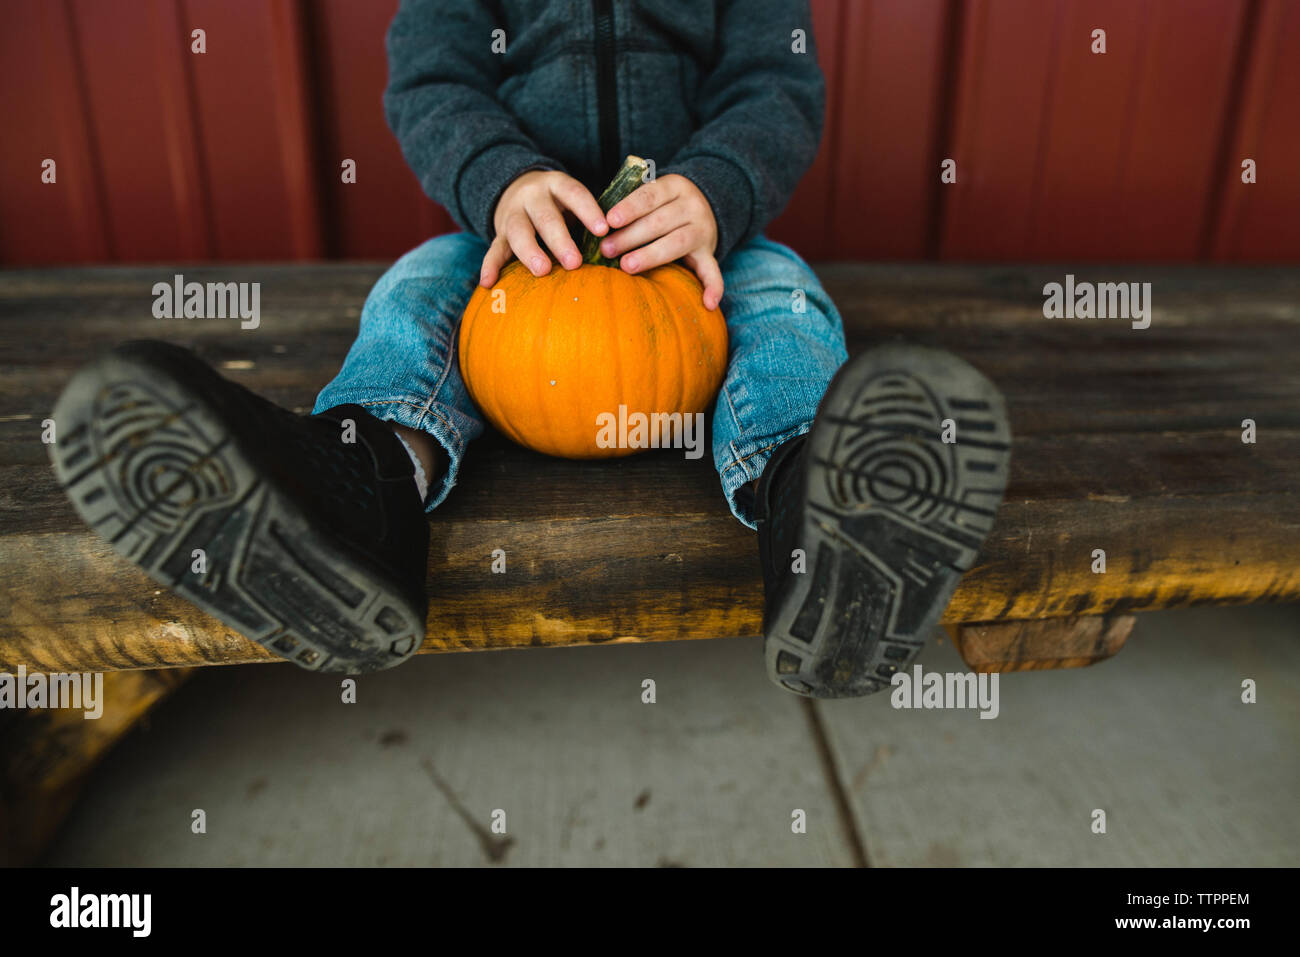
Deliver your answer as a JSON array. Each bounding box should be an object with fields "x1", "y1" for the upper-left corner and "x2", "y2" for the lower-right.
[{"x1": 314, "y1": 234, "x2": 848, "y2": 529}]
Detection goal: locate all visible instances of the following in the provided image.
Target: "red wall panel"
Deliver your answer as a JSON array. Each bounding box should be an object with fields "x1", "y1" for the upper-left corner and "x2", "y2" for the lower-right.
[
  {"x1": 0, "y1": 0, "x2": 1296, "y2": 266},
  {"x1": 1020, "y1": 0, "x2": 1160, "y2": 260},
  {"x1": 938, "y1": 0, "x2": 1065, "y2": 260},
  {"x1": 829, "y1": 0, "x2": 950, "y2": 260},
  {"x1": 941, "y1": 0, "x2": 1250, "y2": 262},
  {"x1": 766, "y1": 0, "x2": 952, "y2": 261},
  {"x1": 1032, "y1": 0, "x2": 1246, "y2": 260},
  {"x1": 68, "y1": 0, "x2": 207, "y2": 261},
  {"x1": 309, "y1": 0, "x2": 452, "y2": 259},
  {"x1": 0, "y1": 1, "x2": 111, "y2": 263},
  {"x1": 1211, "y1": 0, "x2": 1300, "y2": 261},
  {"x1": 182, "y1": 0, "x2": 316, "y2": 259}
]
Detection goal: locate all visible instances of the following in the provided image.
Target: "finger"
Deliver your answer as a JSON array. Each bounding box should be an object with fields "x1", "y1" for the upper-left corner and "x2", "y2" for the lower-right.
[
  {"x1": 527, "y1": 198, "x2": 581, "y2": 270},
  {"x1": 480, "y1": 235, "x2": 512, "y2": 286},
  {"x1": 600, "y1": 199, "x2": 690, "y2": 259},
  {"x1": 685, "y1": 251, "x2": 725, "y2": 310},
  {"x1": 505, "y1": 212, "x2": 550, "y2": 277},
  {"x1": 621, "y1": 225, "x2": 695, "y2": 274},
  {"x1": 553, "y1": 179, "x2": 608, "y2": 237},
  {"x1": 606, "y1": 178, "x2": 667, "y2": 228}
]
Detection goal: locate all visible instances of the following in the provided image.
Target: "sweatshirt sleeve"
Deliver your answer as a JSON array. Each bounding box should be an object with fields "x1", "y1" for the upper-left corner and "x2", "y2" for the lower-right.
[
  {"x1": 660, "y1": 0, "x2": 825, "y2": 261},
  {"x1": 383, "y1": 0, "x2": 561, "y2": 241}
]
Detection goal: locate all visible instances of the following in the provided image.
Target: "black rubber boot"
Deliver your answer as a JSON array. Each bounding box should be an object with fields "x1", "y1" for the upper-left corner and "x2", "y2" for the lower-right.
[
  {"x1": 755, "y1": 342, "x2": 1012, "y2": 698},
  {"x1": 48, "y1": 340, "x2": 429, "y2": 673}
]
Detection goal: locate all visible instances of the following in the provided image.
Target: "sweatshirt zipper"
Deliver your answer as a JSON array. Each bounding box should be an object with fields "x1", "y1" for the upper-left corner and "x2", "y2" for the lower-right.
[{"x1": 592, "y1": 0, "x2": 619, "y2": 176}]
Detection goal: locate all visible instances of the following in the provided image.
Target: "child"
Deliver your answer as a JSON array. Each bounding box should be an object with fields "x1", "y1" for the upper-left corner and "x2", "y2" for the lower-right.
[{"x1": 50, "y1": 0, "x2": 1010, "y2": 697}]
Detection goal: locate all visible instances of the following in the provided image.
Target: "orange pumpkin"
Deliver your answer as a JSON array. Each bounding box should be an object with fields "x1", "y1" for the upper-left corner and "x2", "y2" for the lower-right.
[{"x1": 458, "y1": 259, "x2": 728, "y2": 459}]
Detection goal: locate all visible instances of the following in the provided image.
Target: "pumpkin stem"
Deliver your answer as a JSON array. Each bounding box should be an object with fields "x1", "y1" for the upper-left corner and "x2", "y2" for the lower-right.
[{"x1": 580, "y1": 155, "x2": 650, "y2": 266}]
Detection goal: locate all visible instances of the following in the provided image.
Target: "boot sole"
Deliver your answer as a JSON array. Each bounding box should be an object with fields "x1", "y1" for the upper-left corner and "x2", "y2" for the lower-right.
[
  {"x1": 765, "y1": 343, "x2": 1011, "y2": 697},
  {"x1": 48, "y1": 344, "x2": 426, "y2": 673}
]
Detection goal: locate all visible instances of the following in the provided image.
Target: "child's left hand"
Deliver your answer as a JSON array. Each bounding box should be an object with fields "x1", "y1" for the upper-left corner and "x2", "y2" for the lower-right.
[{"x1": 598, "y1": 174, "x2": 724, "y2": 311}]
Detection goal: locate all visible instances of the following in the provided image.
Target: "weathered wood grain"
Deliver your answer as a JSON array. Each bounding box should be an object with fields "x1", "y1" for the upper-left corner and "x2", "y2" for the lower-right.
[
  {"x1": 947, "y1": 614, "x2": 1137, "y2": 673},
  {"x1": 1, "y1": 265, "x2": 1297, "y2": 672}
]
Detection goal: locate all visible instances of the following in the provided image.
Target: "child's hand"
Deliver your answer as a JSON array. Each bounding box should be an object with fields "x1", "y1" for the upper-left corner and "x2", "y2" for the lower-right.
[
  {"x1": 598, "y1": 174, "x2": 723, "y2": 310},
  {"x1": 480, "y1": 171, "x2": 608, "y2": 286}
]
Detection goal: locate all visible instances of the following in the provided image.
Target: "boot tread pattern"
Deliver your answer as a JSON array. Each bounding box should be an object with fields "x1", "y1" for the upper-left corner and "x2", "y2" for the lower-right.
[
  {"x1": 50, "y1": 351, "x2": 422, "y2": 673},
  {"x1": 765, "y1": 345, "x2": 1012, "y2": 698}
]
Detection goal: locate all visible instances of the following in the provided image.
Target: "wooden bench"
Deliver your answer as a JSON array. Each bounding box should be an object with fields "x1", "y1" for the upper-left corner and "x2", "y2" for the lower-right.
[{"x1": 3, "y1": 264, "x2": 1299, "y2": 675}]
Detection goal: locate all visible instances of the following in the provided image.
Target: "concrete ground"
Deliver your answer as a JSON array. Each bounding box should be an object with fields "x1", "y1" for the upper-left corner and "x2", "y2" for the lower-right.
[{"x1": 46, "y1": 604, "x2": 1299, "y2": 867}]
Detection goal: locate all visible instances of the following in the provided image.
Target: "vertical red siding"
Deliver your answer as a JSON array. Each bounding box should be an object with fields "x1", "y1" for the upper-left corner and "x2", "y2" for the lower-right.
[
  {"x1": 0, "y1": 0, "x2": 1295, "y2": 265},
  {"x1": 150, "y1": 0, "x2": 216, "y2": 260},
  {"x1": 309, "y1": 0, "x2": 451, "y2": 259},
  {"x1": 267, "y1": 0, "x2": 326, "y2": 258},
  {"x1": 70, "y1": 0, "x2": 196, "y2": 261},
  {"x1": 767, "y1": 0, "x2": 951, "y2": 260},
  {"x1": 1021, "y1": 0, "x2": 1158, "y2": 261},
  {"x1": 0, "y1": 0, "x2": 112, "y2": 263},
  {"x1": 829, "y1": 0, "x2": 950, "y2": 260},
  {"x1": 1030, "y1": 0, "x2": 1246, "y2": 260},
  {"x1": 942, "y1": 0, "x2": 1250, "y2": 261},
  {"x1": 939, "y1": 0, "x2": 1063, "y2": 260},
  {"x1": 1211, "y1": 0, "x2": 1300, "y2": 261},
  {"x1": 181, "y1": 0, "x2": 299, "y2": 258}
]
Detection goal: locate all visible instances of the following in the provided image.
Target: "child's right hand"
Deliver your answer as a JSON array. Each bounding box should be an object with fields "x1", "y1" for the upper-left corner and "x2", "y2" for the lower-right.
[{"x1": 479, "y1": 171, "x2": 608, "y2": 286}]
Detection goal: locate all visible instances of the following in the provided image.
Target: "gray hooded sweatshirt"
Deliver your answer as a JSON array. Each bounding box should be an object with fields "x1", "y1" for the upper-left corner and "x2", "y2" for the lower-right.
[{"x1": 384, "y1": 0, "x2": 825, "y2": 262}]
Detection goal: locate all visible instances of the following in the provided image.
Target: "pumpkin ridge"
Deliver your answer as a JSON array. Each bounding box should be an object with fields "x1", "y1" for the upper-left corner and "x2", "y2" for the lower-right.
[
  {"x1": 603, "y1": 265, "x2": 625, "y2": 456},
  {"x1": 497, "y1": 266, "x2": 532, "y2": 449},
  {"x1": 545, "y1": 268, "x2": 573, "y2": 455},
  {"x1": 645, "y1": 269, "x2": 684, "y2": 426}
]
